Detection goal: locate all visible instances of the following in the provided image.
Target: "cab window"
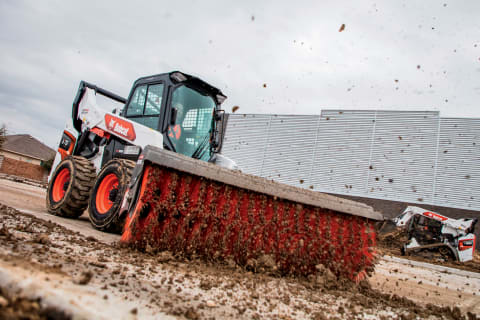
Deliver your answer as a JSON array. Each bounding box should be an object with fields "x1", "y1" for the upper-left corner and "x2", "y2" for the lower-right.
[
  {"x1": 126, "y1": 85, "x2": 146, "y2": 117},
  {"x1": 125, "y1": 83, "x2": 164, "y2": 130},
  {"x1": 167, "y1": 85, "x2": 216, "y2": 161}
]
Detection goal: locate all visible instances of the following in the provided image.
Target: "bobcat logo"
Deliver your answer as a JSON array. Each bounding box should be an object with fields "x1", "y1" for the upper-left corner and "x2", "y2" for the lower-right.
[{"x1": 105, "y1": 114, "x2": 136, "y2": 141}]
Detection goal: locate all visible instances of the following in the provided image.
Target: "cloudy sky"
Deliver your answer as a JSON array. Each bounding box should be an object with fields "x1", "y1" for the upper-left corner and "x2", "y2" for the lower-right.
[{"x1": 1, "y1": 0, "x2": 479, "y2": 148}]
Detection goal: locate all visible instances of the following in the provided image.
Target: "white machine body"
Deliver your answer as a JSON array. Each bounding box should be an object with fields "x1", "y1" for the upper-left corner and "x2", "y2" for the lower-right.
[{"x1": 393, "y1": 206, "x2": 477, "y2": 262}]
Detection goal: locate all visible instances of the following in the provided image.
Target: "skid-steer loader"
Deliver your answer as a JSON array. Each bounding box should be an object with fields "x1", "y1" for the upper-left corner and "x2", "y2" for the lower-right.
[
  {"x1": 47, "y1": 71, "x2": 234, "y2": 232},
  {"x1": 47, "y1": 71, "x2": 383, "y2": 281},
  {"x1": 381, "y1": 206, "x2": 477, "y2": 262}
]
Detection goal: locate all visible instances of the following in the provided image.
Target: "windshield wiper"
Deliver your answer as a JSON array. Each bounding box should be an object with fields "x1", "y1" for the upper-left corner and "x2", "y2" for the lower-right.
[{"x1": 191, "y1": 134, "x2": 210, "y2": 159}]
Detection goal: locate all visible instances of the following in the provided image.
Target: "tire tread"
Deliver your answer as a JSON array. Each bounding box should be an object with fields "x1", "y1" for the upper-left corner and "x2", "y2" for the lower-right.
[
  {"x1": 46, "y1": 156, "x2": 96, "y2": 218},
  {"x1": 89, "y1": 159, "x2": 135, "y2": 233}
]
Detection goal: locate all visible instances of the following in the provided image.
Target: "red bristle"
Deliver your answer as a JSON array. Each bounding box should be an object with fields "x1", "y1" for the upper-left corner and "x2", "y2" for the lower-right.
[{"x1": 121, "y1": 165, "x2": 378, "y2": 281}]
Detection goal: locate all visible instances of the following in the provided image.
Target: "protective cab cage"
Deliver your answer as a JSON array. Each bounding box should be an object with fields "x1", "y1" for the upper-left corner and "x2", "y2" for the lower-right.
[{"x1": 70, "y1": 71, "x2": 228, "y2": 164}]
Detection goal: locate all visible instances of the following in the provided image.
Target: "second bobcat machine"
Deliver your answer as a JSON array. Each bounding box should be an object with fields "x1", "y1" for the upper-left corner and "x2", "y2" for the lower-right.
[
  {"x1": 47, "y1": 71, "x2": 383, "y2": 281},
  {"x1": 381, "y1": 206, "x2": 477, "y2": 262}
]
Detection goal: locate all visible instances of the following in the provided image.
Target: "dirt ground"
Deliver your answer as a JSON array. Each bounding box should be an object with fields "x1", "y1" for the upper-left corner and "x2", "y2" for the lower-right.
[{"x1": 0, "y1": 178, "x2": 479, "y2": 319}]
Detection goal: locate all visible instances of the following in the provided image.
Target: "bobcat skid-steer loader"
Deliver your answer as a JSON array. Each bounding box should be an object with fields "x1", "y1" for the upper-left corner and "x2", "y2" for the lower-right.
[
  {"x1": 47, "y1": 71, "x2": 234, "y2": 232},
  {"x1": 384, "y1": 206, "x2": 477, "y2": 262},
  {"x1": 47, "y1": 71, "x2": 383, "y2": 281}
]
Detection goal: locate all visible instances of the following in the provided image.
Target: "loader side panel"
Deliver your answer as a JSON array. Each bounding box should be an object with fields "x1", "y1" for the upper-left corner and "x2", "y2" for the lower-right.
[{"x1": 121, "y1": 164, "x2": 378, "y2": 281}]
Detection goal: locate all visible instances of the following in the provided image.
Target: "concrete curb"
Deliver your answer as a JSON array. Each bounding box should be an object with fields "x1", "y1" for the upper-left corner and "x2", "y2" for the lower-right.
[{"x1": 0, "y1": 174, "x2": 46, "y2": 189}]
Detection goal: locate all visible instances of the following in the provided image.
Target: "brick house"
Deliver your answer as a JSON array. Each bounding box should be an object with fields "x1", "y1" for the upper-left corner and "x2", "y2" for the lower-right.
[{"x1": 0, "y1": 134, "x2": 56, "y2": 182}]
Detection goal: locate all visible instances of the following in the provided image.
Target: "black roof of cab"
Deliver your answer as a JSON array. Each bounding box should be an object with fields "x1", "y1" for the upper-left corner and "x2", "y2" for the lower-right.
[
  {"x1": 132, "y1": 71, "x2": 227, "y2": 105},
  {"x1": 72, "y1": 71, "x2": 227, "y2": 133}
]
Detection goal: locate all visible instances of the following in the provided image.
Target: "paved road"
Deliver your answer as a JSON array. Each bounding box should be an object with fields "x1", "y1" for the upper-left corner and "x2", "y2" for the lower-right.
[{"x1": 0, "y1": 178, "x2": 119, "y2": 243}]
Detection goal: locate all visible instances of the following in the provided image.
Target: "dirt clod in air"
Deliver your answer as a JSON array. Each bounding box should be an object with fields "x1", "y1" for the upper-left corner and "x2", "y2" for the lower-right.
[{"x1": 339, "y1": 24, "x2": 346, "y2": 32}]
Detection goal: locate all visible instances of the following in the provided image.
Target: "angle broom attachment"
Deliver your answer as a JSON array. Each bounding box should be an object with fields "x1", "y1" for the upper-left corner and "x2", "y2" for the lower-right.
[{"x1": 120, "y1": 147, "x2": 382, "y2": 282}]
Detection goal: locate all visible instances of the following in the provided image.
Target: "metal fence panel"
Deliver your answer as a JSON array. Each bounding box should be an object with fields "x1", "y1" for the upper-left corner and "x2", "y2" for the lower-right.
[
  {"x1": 221, "y1": 114, "x2": 271, "y2": 176},
  {"x1": 222, "y1": 111, "x2": 479, "y2": 211},
  {"x1": 260, "y1": 114, "x2": 319, "y2": 187},
  {"x1": 310, "y1": 110, "x2": 375, "y2": 195},
  {"x1": 366, "y1": 111, "x2": 439, "y2": 205},
  {"x1": 434, "y1": 118, "x2": 480, "y2": 210}
]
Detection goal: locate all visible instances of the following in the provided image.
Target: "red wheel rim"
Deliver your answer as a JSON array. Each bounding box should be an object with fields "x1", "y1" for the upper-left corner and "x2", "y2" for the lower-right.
[
  {"x1": 95, "y1": 173, "x2": 119, "y2": 214},
  {"x1": 52, "y1": 168, "x2": 70, "y2": 202}
]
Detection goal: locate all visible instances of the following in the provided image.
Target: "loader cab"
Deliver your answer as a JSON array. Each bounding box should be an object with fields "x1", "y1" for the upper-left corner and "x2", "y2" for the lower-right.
[{"x1": 122, "y1": 71, "x2": 226, "y2": 161}]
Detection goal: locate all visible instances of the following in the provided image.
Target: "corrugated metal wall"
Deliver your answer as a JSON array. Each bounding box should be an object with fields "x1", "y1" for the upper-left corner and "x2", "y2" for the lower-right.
[
  {"x1": 434, "y1": 118, "x2": 480, "y2": 210},
  {"x1": 221, "y1": 110, "x2": 480, "y2": 211},
  {"x1": 310, "y1": 111, "x2": 375, "y2": 194},
  {"x1": 221, "y1": 114, "x2": 271, "y2": 176}
]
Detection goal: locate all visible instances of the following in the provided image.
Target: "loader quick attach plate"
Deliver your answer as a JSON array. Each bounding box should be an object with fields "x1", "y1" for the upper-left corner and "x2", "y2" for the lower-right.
[{"x1": 121, "y1": 147, "x2": 383, "y2": 281}]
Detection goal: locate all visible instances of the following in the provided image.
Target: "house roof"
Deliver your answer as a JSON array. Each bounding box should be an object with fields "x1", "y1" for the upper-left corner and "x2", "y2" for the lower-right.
[{"x1": 2, "y1": 134, "x2": 56, "y2": 161}]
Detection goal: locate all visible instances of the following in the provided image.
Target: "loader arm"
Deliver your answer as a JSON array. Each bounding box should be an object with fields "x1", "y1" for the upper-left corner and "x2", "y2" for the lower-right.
[
  {"x1": 72, "y1": 81, "x2": 127, "y2": 133},
  {"x1": 392, "y1": 206, "x2": 423, "y2": 227}
]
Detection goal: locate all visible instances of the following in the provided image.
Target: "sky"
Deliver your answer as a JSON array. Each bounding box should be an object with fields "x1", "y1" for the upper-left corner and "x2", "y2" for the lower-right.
[{"x1": 0, "y1": 0, "x2": 479, "y2": 149}]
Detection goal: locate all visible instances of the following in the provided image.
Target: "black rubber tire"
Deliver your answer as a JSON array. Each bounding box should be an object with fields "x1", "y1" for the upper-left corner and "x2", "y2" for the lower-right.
[
  {"x1": 46, "y1": 156, "x2": 96, "y2": 218},
  {"x1": 88, "y1": 159, "x2": 135, "y2": 233}
]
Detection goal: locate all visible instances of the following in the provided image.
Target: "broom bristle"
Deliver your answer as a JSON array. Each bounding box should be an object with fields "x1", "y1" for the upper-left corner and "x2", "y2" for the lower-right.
[{"x1": 121, "y1": 165, "x2": 378, "y2": 281}]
